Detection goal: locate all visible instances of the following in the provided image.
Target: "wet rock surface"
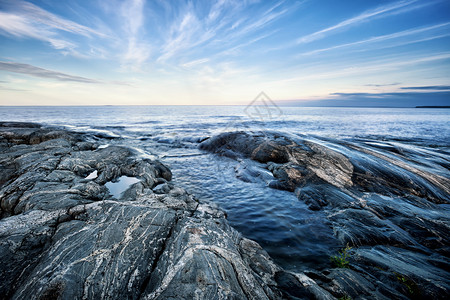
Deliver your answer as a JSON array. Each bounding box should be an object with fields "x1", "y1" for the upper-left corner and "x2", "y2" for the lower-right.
[
  {"x1": 0, "y1": 123, "x2": 333, "y2": 300},
  {"x1": 200, "y1": 131, "x2": 450, "y2": 299}
]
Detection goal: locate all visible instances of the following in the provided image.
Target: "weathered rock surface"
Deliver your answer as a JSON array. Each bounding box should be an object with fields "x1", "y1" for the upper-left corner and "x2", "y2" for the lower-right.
[
  {"x1": 200, "y1": 131, "x2": 450, "y2": 299},
  {"x1": 0, "y1": 123, "x2": 332, "y2": 300},
  {"x1": 200, "y1": 132, "x2": 354, "y2": 190}
]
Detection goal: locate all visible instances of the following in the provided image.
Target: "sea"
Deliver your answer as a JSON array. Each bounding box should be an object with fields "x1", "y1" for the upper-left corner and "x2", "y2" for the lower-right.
[{"x1": 1, "y1": 105, "x2": 449, "y2": 271}]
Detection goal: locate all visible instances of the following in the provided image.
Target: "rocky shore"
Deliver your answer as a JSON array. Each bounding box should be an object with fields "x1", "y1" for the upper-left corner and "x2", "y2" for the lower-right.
[
  {"x1": 1, "y1": 123, "x2": 449, "y2": 299},
  {"x1": 0, "y1": 122, "x2": 333, "y2": 300},
  {"x1": 200, "y1": 131, "x2": 450, "y2": 299}
]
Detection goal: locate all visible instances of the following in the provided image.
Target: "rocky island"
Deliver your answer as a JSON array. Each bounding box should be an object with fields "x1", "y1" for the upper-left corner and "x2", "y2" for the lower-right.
[{"x1": 1, "y1": 123, "x2": 449, "y2": 299}]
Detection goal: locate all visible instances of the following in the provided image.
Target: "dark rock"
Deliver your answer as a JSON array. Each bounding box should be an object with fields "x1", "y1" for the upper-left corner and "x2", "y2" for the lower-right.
[
  {"x1": 2, "y1": 124, "x2": 335, "y2": 299},
  {"x1": 274, "y1": 271, "x2": 317, "y2": 299},
  {"x1": 0, "y1": 122, "x2": 41, "y2": 128},
  {"x1": 252, "y1": 141, "x2": 290, "y2": 163},
  {"x1": 268, "y1": 162, "x2": 311, "y2": 192},
  {"x1": 200, "y1": 131, "x2": 450, "y2": 299},
  {"x1": 200, "y1": 131, "x2": 354, "y2": 188},
  {"x1": 0, "y1": 209, "x2": 64, "y2": 299},
  {"x1": 199, "y1": 131, "x2": 261, "y2": 158},
  {"x1": 144, "y1": 203, "x2": 280, "y2": 299},
  {"x1": 347, "y1": 143, "x2": 450, "y2": 204},
  {"x1": 295, "y1": 185, "x2": 329, "y2": 210},
  {"x1": 353, "y1": 246, "x2": 450, "y2": 299},
  {"x1": 153, "y1": 183, "x2": 171, "y2": 194}
]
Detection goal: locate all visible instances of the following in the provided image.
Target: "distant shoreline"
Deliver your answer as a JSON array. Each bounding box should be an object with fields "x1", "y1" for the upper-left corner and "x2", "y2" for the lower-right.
[{"x1": 415, "y1": 106, "x2": 450, "y2": 108}]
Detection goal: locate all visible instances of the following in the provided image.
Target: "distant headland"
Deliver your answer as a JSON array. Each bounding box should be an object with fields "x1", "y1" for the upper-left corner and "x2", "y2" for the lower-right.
[{"x1": 415, "y1": 106, "x2": 450, "y2": 108}]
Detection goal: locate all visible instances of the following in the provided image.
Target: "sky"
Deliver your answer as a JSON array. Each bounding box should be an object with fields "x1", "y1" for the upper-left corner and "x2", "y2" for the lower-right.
[{"x1": 0, "y1": 0, "x2": 449, "y2": 106}]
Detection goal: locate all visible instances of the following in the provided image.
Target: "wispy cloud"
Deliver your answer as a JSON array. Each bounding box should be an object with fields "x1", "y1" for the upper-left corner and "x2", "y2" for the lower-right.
[
  {"x1": 365, "y1": 83, "x2": 401, "y2": 87},
  {"x1": 0, "y1": 61, "x2": 101, "y2": 83},
  {"x1": 5, "y1": 1, "x2": 103, "y2": 37},
  {"x1": 156, "y1": 1, "x2": 295, "y2": 64},
  {"x1": 0, "y1": 0, "x2": 106, "y2": 55},
  {"x1": 296, "y1": 0, "x2": 421, "y2": 44},
  {"x1": 120, "y1": 0, "x2": 151, "y2": 68},
  {"x1": 218, "y1": 30, "x2": 279, "y2": 57},
  {"x1": 1, "y1": 0, "x2": 448, "y2": 105},
  {"x1": 231, "y1": 2, "x2": 289, "y2": 38},
  {"x1": 0, "y1": 11, "x2": 74, "y2": 50},
  {"x1": 157, "y1": 5, "x2": 204, "y2": 63},
  {"x1": 207, "y1": 0, "x2": 228, "y2": 23},
  {"x1": 299, "y1": 22, "x2": 450, "y2": 56},
  {"x1": 181, "y1": 58, "x2": 210, "y2": 68},
  {"x1": 275, "y1": 52, "x2": 450, "y2": 83}
]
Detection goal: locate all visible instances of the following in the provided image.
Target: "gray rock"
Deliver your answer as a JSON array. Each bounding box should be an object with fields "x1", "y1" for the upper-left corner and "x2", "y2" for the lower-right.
[
  {"x1": 153, "y1": 183, "x2": 171, "y2": 194},
  {"x1": 0, "y1": 209, "x2": 66, "y2": 299},
  {"x1": 1, "y1": 123, "x2": 330, "y2": 299},
  {"x1": 200, "y1": 131, "x2": 450, "y2": 299},
  {"x1": 200, "y1": 131, "x2": 354, "y2": 188}
]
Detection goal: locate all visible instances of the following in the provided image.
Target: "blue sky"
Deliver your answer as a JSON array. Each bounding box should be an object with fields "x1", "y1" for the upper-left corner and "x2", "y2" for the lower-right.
[{"x1": 0, "y1": 0, "x2": 449, "y2": 106}]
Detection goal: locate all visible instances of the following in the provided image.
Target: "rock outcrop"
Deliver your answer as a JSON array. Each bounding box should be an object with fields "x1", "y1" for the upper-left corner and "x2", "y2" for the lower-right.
[
  {"x1": 200, "y1": 131, "x2": 450, "y2": 299},
  {"x1": 0, "y1": 123, "x2": 332, "y2": 299},
  {"x1": 2, "y1": 123, "x2": 449, "y2": 299},
  {"x1": 200, "y1": 131, "x2": 354, "y2": 190}
]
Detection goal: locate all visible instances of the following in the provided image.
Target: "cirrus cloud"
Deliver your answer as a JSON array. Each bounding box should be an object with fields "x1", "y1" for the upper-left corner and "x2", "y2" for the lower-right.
[{"x1": 0, "y1": 61, "x2": 101, "y2": 83}]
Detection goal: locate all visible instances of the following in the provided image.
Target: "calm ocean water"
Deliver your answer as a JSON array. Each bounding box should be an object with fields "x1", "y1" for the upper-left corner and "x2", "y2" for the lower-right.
[
  {"x1": 1, "y1": 105, "x2": 449, "y2": 271},
  {"x1": 1, "y1": 106, "x2": 449, "y2": 145}
]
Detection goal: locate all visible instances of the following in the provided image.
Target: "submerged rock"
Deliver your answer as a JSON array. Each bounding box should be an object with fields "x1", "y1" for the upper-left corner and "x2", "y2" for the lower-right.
[
  {"x1": 200, "y1": 131, "x2": 450, "y2": 299},
  {"x1": 0, "y1": 123, "x2": 331, "y2": 299}
]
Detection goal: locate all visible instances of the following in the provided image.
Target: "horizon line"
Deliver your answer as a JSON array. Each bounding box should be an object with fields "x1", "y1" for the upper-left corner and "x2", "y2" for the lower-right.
[{"x1": 0, "y1": 104, "x2": 435, "y2": 108}]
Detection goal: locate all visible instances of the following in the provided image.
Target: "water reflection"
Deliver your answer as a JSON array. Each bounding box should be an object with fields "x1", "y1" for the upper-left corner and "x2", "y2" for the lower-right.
[{"x1": 105, "y1": 176, "x2": 140, "y2": 199}]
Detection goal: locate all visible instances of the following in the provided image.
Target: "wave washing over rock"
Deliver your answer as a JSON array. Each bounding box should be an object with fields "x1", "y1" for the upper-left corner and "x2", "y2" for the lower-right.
[{"x1": 0, "y1": 122, "x2": 449, "y2": 299}]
